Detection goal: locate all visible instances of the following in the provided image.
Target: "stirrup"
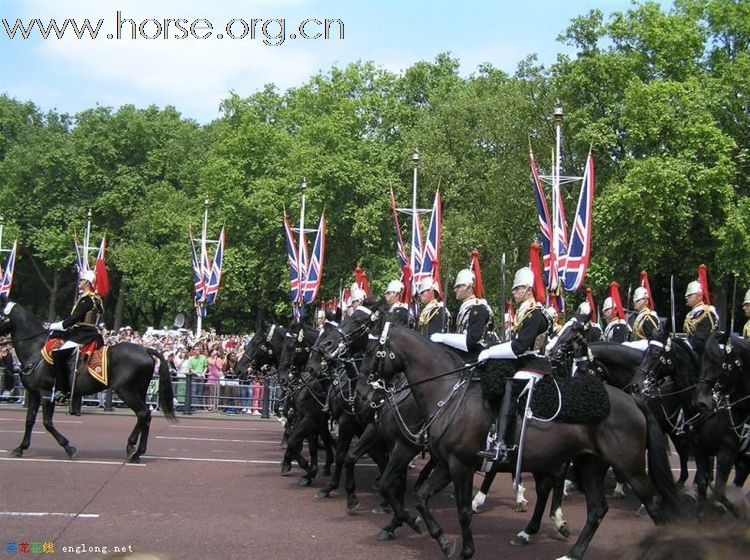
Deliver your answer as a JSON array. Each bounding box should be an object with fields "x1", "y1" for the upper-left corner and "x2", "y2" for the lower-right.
[
  {"x1": 477, "y1": 441, "x2": 511, "y2": 462},
  {"x1": 54, "y1": 391, "x2": 69, "y2": 404}
]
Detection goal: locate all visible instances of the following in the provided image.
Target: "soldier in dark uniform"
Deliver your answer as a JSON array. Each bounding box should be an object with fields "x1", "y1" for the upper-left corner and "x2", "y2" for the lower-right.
[
  {"x1": 430, "y1": 268, "x2": 495, "y2": 357},
  {"x1": 629, "y1": 286, "x2": 661, "y2": 342},
  {"x1": 476, "y1": 266, "x2": 550, "y2": 462},
  {"x1": 384, "y1": 279, "x2": 410, "y2": 327},
  {"x1": 49, "y1": 270, "x2": 104, "y2": 415},
  {"x1": 416, "y1": 277, "x2": 450, "y2": 336},
  {"x1": 742, "y1": 289, "x2": 750, "y2": 341},
  {"x1": 602, "y1": 296, "x2": 631, "y2": 343},
  {"x1": 683, "y1": 280, "x2": 718, "y2": 354}
]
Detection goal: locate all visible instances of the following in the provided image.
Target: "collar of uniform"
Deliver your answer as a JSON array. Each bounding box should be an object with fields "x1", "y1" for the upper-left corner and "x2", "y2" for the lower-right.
[{"x1": 516, "y1": 298, "x2": 537, "y2": 316}]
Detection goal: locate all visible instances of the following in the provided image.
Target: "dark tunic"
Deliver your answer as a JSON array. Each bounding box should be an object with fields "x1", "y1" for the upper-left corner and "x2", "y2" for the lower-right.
[
  {"x1": 386, "y1": 303, "x2": 410, "y2": 328},
  {"x1": 511, "y1": 299, "x2": 550, "y2": 373},
  {"x1": 455, "y1": 298, "x2": 495, "y2": 355},
  {"x1": 683, "y1": 304, "x2": 718, "y2": 354},
  {"x1": 630, "y1": 309, "x2": 661, "y2": 341},
  {"x1": 51, "y1": 292, "x2": 104, "y2": 347},
  {"x1": 418, "y1": 300, "x2": 451, "y2": 336},
  {"x1": 603, "y1": 320, "x2": 631, "y2": 343}
]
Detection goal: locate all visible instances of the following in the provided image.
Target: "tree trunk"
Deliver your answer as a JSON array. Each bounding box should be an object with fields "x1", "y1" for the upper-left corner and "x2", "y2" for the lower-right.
[
  {"x1": 46, "y1": 270, "x2": 58, "y2": 321},
  {"x1": 114, "y1": 282, "x2": 126, "y2": 331}
]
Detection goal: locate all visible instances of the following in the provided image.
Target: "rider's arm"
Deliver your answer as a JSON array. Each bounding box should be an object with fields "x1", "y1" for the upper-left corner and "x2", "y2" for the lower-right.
[{"x1": 61, "y1": 296, "x2": 94, "y2": 330}]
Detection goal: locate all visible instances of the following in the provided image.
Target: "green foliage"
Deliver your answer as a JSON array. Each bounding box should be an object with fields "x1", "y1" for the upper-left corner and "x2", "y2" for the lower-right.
[{"x1": 0, "y1": 0, "x2": 748, "y2": 329}]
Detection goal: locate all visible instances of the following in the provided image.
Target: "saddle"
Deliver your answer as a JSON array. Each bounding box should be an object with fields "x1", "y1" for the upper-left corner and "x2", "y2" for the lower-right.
[
  {"x1": 477, "y1": 360, "x2": 610, "y2": 424},
  {"x1": 42, "y1": 339, "x2": 110, "y2": 386}
]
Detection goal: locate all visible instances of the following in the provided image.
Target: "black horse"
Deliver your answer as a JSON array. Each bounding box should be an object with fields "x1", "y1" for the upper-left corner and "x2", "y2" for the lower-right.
[
  {"x1": 691, "y1": 333, "x2": 750, "y2": 517},
  {"x1": 0, "y1": 302, "x2": 175, "y2": 463},
  {"x1": 235, "y1": 322, "x2": 287, "y2": 381},
  {"x1": 276, "y1": 321, "x2": 335, "y2": 486},
  {"x1": 335, "y1": 301, "x2": 683, "y2": 559}
]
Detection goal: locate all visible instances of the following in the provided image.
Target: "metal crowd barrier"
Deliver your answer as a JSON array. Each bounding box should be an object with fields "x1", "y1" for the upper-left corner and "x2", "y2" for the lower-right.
[{"x1": 0, "y1": 371, "x2": 284, "y2": 419}]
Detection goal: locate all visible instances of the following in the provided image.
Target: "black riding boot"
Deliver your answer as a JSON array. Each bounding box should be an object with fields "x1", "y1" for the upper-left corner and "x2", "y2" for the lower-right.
[
  {"x1": 478, "y1": 379, "x2": 516, "y2": 462},
  {"x1": 52, "y1": 351, "x2": 70, "y2": 403}
]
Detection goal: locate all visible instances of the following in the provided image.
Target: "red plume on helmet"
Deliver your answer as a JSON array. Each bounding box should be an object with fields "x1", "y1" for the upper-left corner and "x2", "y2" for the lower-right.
[
  {"x1": 640, "y1": 271, "x2": 654, "y2": 310},
  {"x1": 355, "y1": 266, "x2": 370, "y2": 296},
  {"x1": 470, "y1": 249, "x2": 484, "y2": 299},
  {"x1": 529, "y1": 243, "x2": 547, "y2": 303},
  {"x1": 586, "y1": 287, "x2": 597, "y2": 323},
  {"x1": 610, "y1": 281, "x2": 625, "y2": 320},
  {"x1": 697, "y1": 264, "x2": 710, "y2": 304}
]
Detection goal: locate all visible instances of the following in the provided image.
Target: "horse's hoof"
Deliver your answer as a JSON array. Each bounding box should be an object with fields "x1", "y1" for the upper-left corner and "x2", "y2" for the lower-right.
[
  {"x1": 297, "y1": 477, "x2": 312, "y2": 487},
  {"x1": 126, "y1": 445, "x2": 135, "y2": 457},
  {"x1": 346, "y1": 498, "x2": 360, "y2": 514},
  {"x1": 315, "y1": 489, "x2": 331, "y2": 499},
  {"x1": 558, "y1": 522, "x2": 571, "y2": 539},
  {"x1": 409, "y1": 516, "x2": 424, "y2": 535},
  {"x1": 440, "y1": 538, "x2": 456, "y2": 558},
  {"x1": 372, "y1": 504, "x2": 391, "y2": 515},
  {"x1": 65, "y1": 446, "x2": 77, "y2": 459},
  {"x1": 510, "y1": 532, "x2": 531, "y2": 546},
  {"x1": 128, "y1": 455, "x2": 140, "y2": 464},
  {"x1": 376, "y1": 529, "x2": 395, "y2": 542},
  {"x1": 280, "y1": 464, "x2": 292, "y2": 476},
  {"x1": 9, "y1": 448, "x2": 23, "y2": 458},
  {"x1": 513, "y1": 500, "x2": 528, "y2": 513}
]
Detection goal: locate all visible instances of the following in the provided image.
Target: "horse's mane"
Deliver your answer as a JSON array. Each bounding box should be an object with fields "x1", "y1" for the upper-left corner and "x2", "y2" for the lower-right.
[
  {"x1": 393, "y1": 325, "x2": 465, "y2": 369},
  {"x1": 703, "y1": 332, "x2": 727, "y2": 364},
  {"x1": 590, "y1": 342, "x2": 643, "y2": 366}
]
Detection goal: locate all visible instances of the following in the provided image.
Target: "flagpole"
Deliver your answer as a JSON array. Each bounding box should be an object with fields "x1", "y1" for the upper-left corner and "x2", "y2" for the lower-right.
[
  {"x1": 298, "y1": 179, "x2": 307, "y2": 314},
  {"x1": 0, "y1": 215, "x2": 4, "y2": 256},
  {"x1": 196, "y1": 198, "x2": 209, "y2": 337},
  {"x1": 410, "y1": 150, "x2": 419, "y2": 297}
]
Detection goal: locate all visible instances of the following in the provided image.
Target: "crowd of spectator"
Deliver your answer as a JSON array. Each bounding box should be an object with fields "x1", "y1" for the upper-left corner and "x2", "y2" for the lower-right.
[{"x1": 0, "y1": 326, "x2": 277, "y2": 415}]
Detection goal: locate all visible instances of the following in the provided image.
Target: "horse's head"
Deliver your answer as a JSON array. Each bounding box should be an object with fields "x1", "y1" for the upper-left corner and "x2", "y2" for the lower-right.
[
  {"x1": 235, "y1": 322, "x2": 285, "y2": 379},
  {"x1": 277, "y1": 321, "x2": 318, "y2": 385},
  {"x1": 546, "y1": 314, "x2": 589, "y2": 363},
  {"x1": 697, "y1": 332, "x2": 734, "y2": 411},
  {"x1": 631, "y1": 332, "x2": 670, "y2": 395},
  {"x1": 0, "y1": 301, "x2": 14, "y2": 337},
  {"x1": 318, "y1": 296, "x2": 384, "y2": 358}
]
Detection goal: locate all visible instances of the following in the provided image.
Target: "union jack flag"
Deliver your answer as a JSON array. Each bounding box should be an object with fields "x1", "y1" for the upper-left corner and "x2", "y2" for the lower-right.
[
  {"x1": 205, "y1": 227, "x2": 225, "y2": 305},
  {"x1": 0, "y1": 240, "x2": 17, "y2": 299},
  {"x1": 417, "y1": 191, "x2": 442, "y2": 293},
  {"x1": 410, "y1": 198, "x2": 424, "y2": 295},
  {"x1": 189, "y1": 227, "x2": 206, "y2": 313},
  {"x1": 552, "y1": 160, "x2": 569, "y2": 293},
  {"x1": 561, "y1": 153, "x2": 594, "y2": 291},
  {"x1": 529, "y1": 153, "x2": 553, "y2": 286},
  {"x1": 302, "y1": 214, "x2": 325, "y2": 304},
  {"x1": 283, "y1": 211, "x2": 302, "y2": 303}
]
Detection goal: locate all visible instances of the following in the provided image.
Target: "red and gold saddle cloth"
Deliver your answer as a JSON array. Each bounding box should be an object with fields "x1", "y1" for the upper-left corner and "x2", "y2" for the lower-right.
[{"x1": 41, "y1": 340, "x2": 109, "y2": 386}]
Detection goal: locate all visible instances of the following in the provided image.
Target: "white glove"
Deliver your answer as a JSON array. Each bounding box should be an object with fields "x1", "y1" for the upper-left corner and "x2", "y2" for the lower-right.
[
  {"x1": 49, "y1": 321, "x2": 65, "y2": 331},
  {"x1": 434, "y1": 333, "x2": 468, "y2": 352},
  {"x1": 430, "y1": 333, "x2": 445, "y2": 343},
  {"x1": 477, "y1": 342, "x2": 517, "y2": 362}
]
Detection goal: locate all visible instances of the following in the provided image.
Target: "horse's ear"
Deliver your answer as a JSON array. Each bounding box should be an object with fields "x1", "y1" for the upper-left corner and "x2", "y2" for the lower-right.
[{"x1": 720, "y1": 330, "x2": 730, "y2": 345}]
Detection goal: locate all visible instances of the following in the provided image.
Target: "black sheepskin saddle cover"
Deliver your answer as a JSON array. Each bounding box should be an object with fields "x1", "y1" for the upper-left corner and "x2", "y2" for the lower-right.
[{"x1": 477, "y1": 361, "x2": 610, "y2": 424}]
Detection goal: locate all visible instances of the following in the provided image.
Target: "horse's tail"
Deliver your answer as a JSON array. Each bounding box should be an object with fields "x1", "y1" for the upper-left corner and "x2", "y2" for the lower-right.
[
  {"x1": 635, "y1": 398, "x2": 684, "y2": 520},
  {"x1": 146, "y1": 348, "x2": 176, "y2": 421}
]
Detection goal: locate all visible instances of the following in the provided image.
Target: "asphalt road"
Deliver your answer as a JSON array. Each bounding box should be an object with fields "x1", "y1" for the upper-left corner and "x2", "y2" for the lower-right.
[{"x1": 0, "y1": 406, "x2": 714, "y2": 560}]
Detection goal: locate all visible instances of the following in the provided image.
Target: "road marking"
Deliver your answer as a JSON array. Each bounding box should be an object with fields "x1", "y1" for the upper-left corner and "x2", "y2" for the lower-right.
[
  {"x1": 170, "y1": 425, "x2": 277, "y2": 432},
  {"x1": 156, "y1": 436, "x2": 280, "y2": 444},
  {"x1": 0, "y1": 417, "x2": 83, "y2": 424},
  {"x1": 0, "y1": 512, "x2": 100, "y2": 518},
  {"x1": 0, "y1": 430, "x2": 46, "y2": 434},
  {"x1": 0, "y1": 457, "x2": 144, "y2": 466},
  {"x1": 142, "y1": 454, "x2": 378, "y2": 467}
]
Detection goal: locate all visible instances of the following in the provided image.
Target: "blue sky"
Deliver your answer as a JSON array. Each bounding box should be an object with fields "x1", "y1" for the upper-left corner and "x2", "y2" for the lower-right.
[{"x1": 0, "y1": 0, "x2": 669, "y2": 123}]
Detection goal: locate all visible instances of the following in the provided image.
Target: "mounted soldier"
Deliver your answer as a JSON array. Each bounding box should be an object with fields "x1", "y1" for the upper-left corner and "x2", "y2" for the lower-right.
[
  {"x1": 742, "y1": 289, "x2": 750, "y2": 341},
  {"x1": 476, "y1": 266, "x2": 551, "y2": 462},
  {"x1": 683, "y1": 264, "x2": 718, "y2": 354},
  {"x1": 416, "y1": 277, "x2": 450, "y2": 336},
  {"x1": 48, "y1": 269, "x2": 104, "y2": 415},
  {"x1": 429, "y1": 268, "x2": 496, "y2": 357},
  {"x1": 629, "y1": 273, "x2": 661, "y2": 342},
  {"x1": 602, "y1": 281, "x2": 631, "y2": 343},
  {"x1": 383, "y1": 279, "x2": 410, "y2": 327}
]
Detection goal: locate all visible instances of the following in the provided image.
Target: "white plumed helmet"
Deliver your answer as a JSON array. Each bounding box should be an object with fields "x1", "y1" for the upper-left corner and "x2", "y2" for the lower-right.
[
  {"x1": 744, "y1": 289, "x2": 750, "y2": 305},
  {"x1": 602, "y1": 297, "x2": 614, "y2": 312},
  {"x1": 512, "y1": 267, "x2": 534, "y2": 290},
  {"x1": 577, "y1": 301, "x2": 591, "y2": 316},
  {"x1": 454, "y1": 269, "x2": 475, "y2": 288},
  {"x1": 350, "y1": 286, "x2": 366, "y2": 303},
  {"x1": 685, "y1": 281, "x2": 702, "y2": 298},
  {"x1": 633, "y1": 286, "x2": 649, "y2": 303},
  {"x1": 545, "y1": 306, "x2": 558, "y2": 322},
  {"x1": 417, "y1": 277, "x2": 439, "y2": 294},
  {"x1": 385, "y1": 280, "x2": 404, "y2": 294},
  {"x1": 81, "y1": 270, "x2": 96, "y2": 285}
]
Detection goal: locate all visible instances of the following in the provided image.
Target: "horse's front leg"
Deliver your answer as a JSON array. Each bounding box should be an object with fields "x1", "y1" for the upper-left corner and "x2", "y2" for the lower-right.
[
  {"x1": 41, "y1": 394, "x2": 77, "y2": 458},
  {"x1": 10, "y1": 389, "x2": 42, "y2": 457},
  {"x1": 414, "y1": 460, "x2": 455, "y2": 558},
  {"x1": 450, "y1": 460, "x2": 476, "y2": 559}
]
